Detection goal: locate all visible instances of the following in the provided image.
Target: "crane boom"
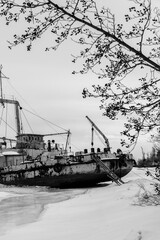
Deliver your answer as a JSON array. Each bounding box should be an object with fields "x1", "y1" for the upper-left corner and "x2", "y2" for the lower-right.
[
  {"x1": 44, "y1": 131, "x2": 69, "y2": 137},
  {"x1": 86, "y1": 116, "x2": 110, "y2": 151}
]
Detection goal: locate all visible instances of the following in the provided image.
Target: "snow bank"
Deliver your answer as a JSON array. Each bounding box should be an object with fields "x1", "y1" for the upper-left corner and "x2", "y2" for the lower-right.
[{"x1": 0, "y1": 168, "x2": 160, "y2": 240}]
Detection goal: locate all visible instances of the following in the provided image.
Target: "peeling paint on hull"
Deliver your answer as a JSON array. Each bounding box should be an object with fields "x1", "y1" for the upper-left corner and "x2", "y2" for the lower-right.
[{"x1": 0, "y1": 159, "x2": 134, "y2": 188}]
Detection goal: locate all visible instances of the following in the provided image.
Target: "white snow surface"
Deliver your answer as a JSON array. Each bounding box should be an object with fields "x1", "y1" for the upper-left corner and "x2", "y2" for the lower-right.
[{"x1": 0, "y1": 167, "x2": 160, "y2": 240}]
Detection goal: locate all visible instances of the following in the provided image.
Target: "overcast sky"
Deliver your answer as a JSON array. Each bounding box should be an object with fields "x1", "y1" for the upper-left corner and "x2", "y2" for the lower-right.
[{"x1": 0, "y1": 0, "x2": 157, "y2": 160}]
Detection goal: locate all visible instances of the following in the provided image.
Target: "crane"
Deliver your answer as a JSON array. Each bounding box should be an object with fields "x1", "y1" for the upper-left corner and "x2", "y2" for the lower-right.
[
  {"x1": 86, "y1": 116, "x2": 110, "y2": 151},
  {"x1": 44, "y1": 130, "x2": 71, "y2": 153}
]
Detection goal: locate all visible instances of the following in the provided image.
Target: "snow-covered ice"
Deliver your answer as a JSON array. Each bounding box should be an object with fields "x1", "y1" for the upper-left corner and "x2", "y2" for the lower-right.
[{"x1": 0, "y1": 167, "x2": 160, "y2": 240}]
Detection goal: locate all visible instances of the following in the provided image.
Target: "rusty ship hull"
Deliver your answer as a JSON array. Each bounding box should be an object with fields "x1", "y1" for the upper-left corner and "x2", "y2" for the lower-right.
[{"x1": 0, "y1": 154, "x2": 134, "y2": 188}]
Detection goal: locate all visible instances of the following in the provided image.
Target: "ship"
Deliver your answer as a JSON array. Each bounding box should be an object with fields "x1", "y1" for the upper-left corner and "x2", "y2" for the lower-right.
[{"x1": 0, "y1": 66, "x2": 134, "y2": 188}]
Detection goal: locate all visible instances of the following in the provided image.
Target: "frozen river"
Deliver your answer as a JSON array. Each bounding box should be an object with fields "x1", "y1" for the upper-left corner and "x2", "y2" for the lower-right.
[{"x1": 0, "y1": 185, "x2": 86, "y2": 236}]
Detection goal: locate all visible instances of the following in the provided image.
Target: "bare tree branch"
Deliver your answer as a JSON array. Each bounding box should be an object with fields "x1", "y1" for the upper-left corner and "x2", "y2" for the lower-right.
[{"x1": 1, "y1": 0, "x2": 160, "y2": 149}]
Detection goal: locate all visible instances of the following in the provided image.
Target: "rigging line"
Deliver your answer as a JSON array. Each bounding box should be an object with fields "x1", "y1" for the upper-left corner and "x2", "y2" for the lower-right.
[
  {"x1": 21, "y1": 107, "x2": 72, "y2": 148},
  {"x1": 22, "y1": 107, "x2": 68, "y2": 132},
  {"x1": 66, "y1": 136, "x2": 82, "y2": 152},
  {"x1": 5, "y1": 103, "x2": 8, "y2": 138},
  {"x1": 5, "y1": 79, "x2": 69, "y2": 132},
  {"x1": 0, "y1": 117, "x2": 18, "y2": 135},
  {"x1": 0, "y1": 65, "x2": 9, "y2": 99},
  {"x1": 0, "y1": 107, "x2": 4, "y2": 125},
  {"x1": 69, "y1": 140, "x2": 82, "y2": 151},
  {"x1": 94, "y1": 129, "x2": 106, "y2": 146},
  {"x1": 21, "y1": 109, "x2": 34, "y2": 134},
  {"x1": 6, "y1": 78, "x2": 39, "y2": 116}
]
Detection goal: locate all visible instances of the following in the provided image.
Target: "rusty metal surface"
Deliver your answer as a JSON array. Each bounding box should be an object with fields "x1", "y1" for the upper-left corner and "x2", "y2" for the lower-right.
[{"x1": 0, "y1": 159, "x2": 134, "y2": 188}]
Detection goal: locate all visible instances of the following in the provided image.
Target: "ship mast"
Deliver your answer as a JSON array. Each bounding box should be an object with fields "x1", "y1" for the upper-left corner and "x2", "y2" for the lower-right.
[
  {"x1": 0, "y1": 65, "x2": 4, "y2": 102},
  {"x1": 0, "y1": 66, "x2": 21, "y2": 136}
]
